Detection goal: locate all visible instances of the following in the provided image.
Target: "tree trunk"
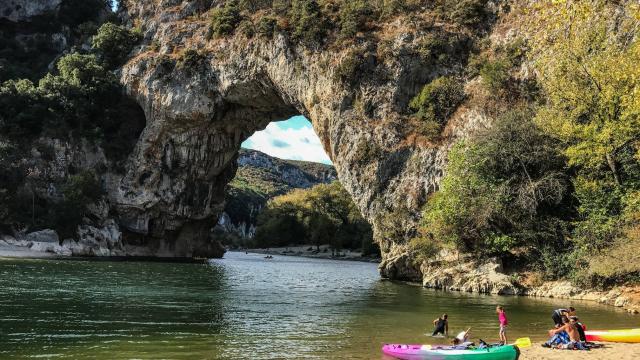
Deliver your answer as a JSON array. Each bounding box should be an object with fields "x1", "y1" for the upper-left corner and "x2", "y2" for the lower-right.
[{"x1": 606, "y1": 152, "x2": 622, "y2": 186}]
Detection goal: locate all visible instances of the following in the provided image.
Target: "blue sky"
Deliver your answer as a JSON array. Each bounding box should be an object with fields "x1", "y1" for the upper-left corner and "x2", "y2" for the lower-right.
[{"x1": 242, "y1": 116, "x2": 332, "y2": 164}]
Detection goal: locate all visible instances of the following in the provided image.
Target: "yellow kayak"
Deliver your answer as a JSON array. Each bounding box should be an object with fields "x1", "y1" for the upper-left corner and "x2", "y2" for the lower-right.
[{"x1": 585, "y1": 328, "x2": 640, "y2": 343}]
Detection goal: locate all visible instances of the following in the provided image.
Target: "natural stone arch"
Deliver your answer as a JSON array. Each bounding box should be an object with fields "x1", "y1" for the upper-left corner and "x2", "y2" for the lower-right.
[{"x1": 115, "y1": 1, "x2": 477, "y2": 275}]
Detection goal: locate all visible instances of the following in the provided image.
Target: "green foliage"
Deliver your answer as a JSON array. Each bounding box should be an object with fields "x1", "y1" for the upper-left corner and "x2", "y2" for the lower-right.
[
  {"x1": 256, "y1": 16, "x2": 278, "y2": 38},
  {"x1": 239, "y1": 0, "x2": 273, "y2": 12},
  {"x1": 528, "y1": 0, "x2": 640, "y2": 285},
  {"x1": 417, "y1": 32, "x2": 471, "y2": 67},
  {"x1": 92, "y1": 22, "x2": 141, "y2": 69},
  {"x1": 289, "y1": 0, "x2": 327, "y2": 46},
  {"x1": 416, "y1": 108, "x2": 570, "y2": 262},
  {"x1": 438, "y1": 0, "x2": 489, "y2": 28},
  {"x1": 0, "y1": 165, "x2": 104, "y2": 237},
  {"x1": 338, "y1": 0, "x2": 372, "y2": 39},
  {"x1": 177, "y1": 49, "x2": 206, "y2": 71},
  {"x1": 210, "y1": 1, "x2": 242, "y2": 38},
  {"x1": 409, "y1": 76, "x2": 465, "y2": 137},
  {"x1": 254, "y1": 182, "x2": 376, "y2": 253},
  {"x1": 51, "y1": 171, "x2": 104, "y2": 238},
  {"x1": 479, "y1": 58, "x2": 510, "y2": 92},
  {"x1": 0, "y1": 52, "x2": 144, "y2": 158}
]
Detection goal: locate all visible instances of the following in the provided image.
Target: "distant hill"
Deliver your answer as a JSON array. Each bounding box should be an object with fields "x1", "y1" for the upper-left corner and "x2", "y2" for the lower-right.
[{"x1": 216, "y1": 149, "x2": 336, "y2": 241}]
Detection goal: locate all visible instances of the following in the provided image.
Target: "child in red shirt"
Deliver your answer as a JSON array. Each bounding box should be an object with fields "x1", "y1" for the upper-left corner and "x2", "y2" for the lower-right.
[{"x1": 496, "y1": 305, "x2": 508, "y2": 345}]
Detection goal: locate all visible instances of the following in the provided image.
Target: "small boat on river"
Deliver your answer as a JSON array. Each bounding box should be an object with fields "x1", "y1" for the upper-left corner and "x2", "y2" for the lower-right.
[{"x1": 382, "y1": 343, "x2": 520, "y2": 360}]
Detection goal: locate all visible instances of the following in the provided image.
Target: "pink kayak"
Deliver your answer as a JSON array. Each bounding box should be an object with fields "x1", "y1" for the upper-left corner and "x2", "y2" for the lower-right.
[{"x1": 382, "y1": 343, "x2": 520, "y2": 360}]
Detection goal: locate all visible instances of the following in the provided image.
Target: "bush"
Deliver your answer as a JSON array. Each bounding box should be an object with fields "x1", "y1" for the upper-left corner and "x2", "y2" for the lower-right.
[
  {"x1": 257, "y1": 16, "x2": 278, "y2": 38},
  {"x1": 51, "y1": 171, "x2": 104, "y2": 238},
  {"x1": 442, "y1": 0, "x2": 489, "y2": 28},
  {"x1": 416, "y1": 108, "x2": 570, "y2": 257},
  {"x1": 409, "y1": 76, "x2": 465, "y2": 134},
  {"x1": 417, "y1": 32, "x2": 471, "y2": 67},
  {"x1": 289, "y1": 0, "x2": 327, "y2": 46},
  {"x1": 210, "y1": 1, "x2": 242, "y2": 38},
  {"x1": 479, "y1": 58, "x2": 511, "y2": 92},
  {"x1": 92, "y1": 22, "x2": 141, "y2": 68},
  {"x1": 338, "y1": 0, "x2": 372, "y2": 39},
  {"x1": 177, "y1": 49, "x2": 206, "y2": 70},
  {"x1": 254, "y1": 182, "x2": 375, "y2": 252},
  {"x1": 0, "y1": 79, "x2": 50, "y2": 137}
]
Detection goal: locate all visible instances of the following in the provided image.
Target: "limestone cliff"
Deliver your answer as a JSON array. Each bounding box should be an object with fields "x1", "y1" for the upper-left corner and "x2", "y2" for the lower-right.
[
  {"x1": 0, "y1": 0, "x2": 502, "y2": 265},
  {"x1": 116, "y1": 0, "x2": 503, "y2": 271}
]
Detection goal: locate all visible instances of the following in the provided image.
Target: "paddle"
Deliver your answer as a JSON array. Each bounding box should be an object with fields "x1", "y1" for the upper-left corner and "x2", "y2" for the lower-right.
[{"x1": 513, "y1": 337, "x2": 532, "y2": 348}]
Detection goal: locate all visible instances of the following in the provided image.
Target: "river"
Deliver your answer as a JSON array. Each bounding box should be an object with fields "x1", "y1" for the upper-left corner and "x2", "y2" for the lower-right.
[{"x1": 0, "y1": 251, "x2": 637, "y2": 359}]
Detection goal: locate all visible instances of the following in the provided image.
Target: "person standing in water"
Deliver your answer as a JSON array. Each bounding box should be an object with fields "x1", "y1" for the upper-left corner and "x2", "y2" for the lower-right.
[
  {"x1": 496, "y1": 306, "x2": 508, "y2": 345},
  {"x1": 431, "y1": 314, "x2": 448, "y2": 337}
]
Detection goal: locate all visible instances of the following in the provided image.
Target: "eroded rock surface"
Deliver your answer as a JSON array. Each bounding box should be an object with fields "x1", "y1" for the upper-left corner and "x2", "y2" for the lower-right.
[{"x1": 117, "y1": 1, "x2": 494, "y2": 271}]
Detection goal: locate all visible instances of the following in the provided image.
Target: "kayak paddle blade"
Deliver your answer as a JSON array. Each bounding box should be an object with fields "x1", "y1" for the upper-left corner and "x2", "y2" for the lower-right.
[{"x1": 513, "y1": 337, "x2": 531, "y2": 348}]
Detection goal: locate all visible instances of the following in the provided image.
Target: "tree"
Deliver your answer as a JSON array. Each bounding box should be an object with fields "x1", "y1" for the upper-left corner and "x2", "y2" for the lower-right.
[
  {"x1": 528, "y1": 0, "x2": 640, "y2": 259},
  {"x1": 339, "y1": 0, "x2": 372, "y2": 39},
  {"x1": 210, "y1": 1, "x2": 241, "y2": 38},
  {"x1": 409, "y1": 76, "x2": 465, "y2": 138},
  {"x1": 530, "y1": 0, "x2": 640, "y2": 188},
  {"x1": 289, "y1": 0, "x2": 326, "y2": 46},
  {"x1": 253, "y1": 181, "x2": 375, "y2": 253},
  {"x1": 92, "y1": 22, "x2": 141, "y2": 68},
  {"x1": 416, "y1": 108, "x2": 570, "y2": 263}
]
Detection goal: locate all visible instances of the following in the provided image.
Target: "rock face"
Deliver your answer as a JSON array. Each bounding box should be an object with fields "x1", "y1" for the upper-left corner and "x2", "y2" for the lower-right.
[
  {"x1": 117, "y1": 1, "x2": 490, "y2": 272},
  {"x1": 0, "y1": 0, "x2": 61, "y2": 22}
]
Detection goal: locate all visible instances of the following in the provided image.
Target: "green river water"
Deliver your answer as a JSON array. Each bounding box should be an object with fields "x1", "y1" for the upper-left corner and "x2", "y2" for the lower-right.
[{"x1": 0, "y1": 251, "x2": 637, "y2": 359}]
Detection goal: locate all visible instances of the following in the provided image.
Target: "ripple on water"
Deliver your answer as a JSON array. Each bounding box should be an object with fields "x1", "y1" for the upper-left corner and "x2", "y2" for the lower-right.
[{"x1": 0, "y1": 252, "x2": 638, "y2": 359}]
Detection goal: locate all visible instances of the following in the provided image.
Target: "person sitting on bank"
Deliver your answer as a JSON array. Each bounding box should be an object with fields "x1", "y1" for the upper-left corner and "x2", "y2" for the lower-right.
[
  {"x1": 551, "y1": 307, "x2": 575, "y2": 327},
  {"x1": 547, "y1": 316, "x2": 586, "y2": 350},
  {"x1": 432, "y1": 314, "x2": 448, "y2": 336},
  {"x1": 570, "y1": 316, "x2": 587, "y2": 342}
]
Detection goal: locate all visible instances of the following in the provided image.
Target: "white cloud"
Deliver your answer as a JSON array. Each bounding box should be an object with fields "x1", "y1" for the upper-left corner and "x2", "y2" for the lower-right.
[{"x1": 242, "y1": 122, "x2": 332, "y2": 164}]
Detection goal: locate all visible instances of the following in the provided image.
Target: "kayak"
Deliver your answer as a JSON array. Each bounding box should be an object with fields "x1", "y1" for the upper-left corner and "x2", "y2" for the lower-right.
[
  {"x1": 381, "y1": 344, "x2": 520, "y2": 360},
  {"x1": 585, "y1": 328, "x2": 640, "y2": 343}
]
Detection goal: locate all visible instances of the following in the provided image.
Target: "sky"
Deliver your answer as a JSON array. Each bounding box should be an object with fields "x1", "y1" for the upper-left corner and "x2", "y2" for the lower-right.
[{"x1": 241, "y1": 116, "x2": 332, "y2": 165}]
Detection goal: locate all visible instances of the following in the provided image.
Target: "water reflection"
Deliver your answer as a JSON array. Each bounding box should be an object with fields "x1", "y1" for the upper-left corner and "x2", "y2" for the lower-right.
[{"x1": 0, "y1": 253, "x2": 637, "y2": 359}]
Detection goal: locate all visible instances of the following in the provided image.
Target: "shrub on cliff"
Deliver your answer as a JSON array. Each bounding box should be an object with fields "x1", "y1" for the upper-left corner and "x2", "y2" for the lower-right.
[
  {"x1": 409, "y1": 76, "x2": 465, "y2": 137},
  {"x1": 92, "y1": 22, "x2": 141, "y2": 69},
  {"x1": 256, "y1": 16, "x2": 278, "y2": 38},
  {"x1": 438, "y1": 0, "x2": 489, "y2": 28},
  {"x1": 338, "y1": 0, "x2": 372, "y2": 39},
  {"x1": 289, "y1": 0, "x2": 327, "y2": 46},
  {"x1": 210, "y1": 1, "x2": 242, "y2": 38},
  {"x1": 0, "y1": 52, "x2": 143, "y2": 156},
  {"x1": 416, "y1": 108, "x2": 571, "y2": 262},
  {"x1": 529, "y1": 0, "x2": 640, "y2": 285},
  {"x1": 177, "y1": 49, "x2": 206, "y2": 71}
]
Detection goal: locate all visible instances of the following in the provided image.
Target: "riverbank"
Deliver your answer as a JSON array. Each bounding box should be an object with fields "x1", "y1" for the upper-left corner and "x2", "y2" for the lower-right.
[
  {"x1": 243, "y1": 245, "x2": 381, "y2": 263},
  {"x1": 521, "y1": 342, "x2": 640, "y2": 359},
  {"x1": 409, "y1": 255, "x2": 640, "y2": 315}
]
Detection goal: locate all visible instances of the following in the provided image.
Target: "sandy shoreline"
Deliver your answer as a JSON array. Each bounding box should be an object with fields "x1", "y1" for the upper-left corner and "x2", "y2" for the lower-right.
[
  {"x1": 242, "y1": 245, "x2": 381, "y2": 263},
  {"x1": 521, "y1": 342, "x2": 640, "y2": 359}
]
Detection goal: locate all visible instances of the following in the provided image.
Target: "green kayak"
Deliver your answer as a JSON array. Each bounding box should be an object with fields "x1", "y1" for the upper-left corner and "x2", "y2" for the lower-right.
[{"x1": 382, "y1": 343, "x2": 520, "y2": 360}]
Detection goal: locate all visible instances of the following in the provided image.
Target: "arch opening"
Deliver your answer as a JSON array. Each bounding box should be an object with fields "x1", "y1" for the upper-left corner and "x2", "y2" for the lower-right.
[{"x1": 212, "y1": 115, "x2": 377, "y2": 258}]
